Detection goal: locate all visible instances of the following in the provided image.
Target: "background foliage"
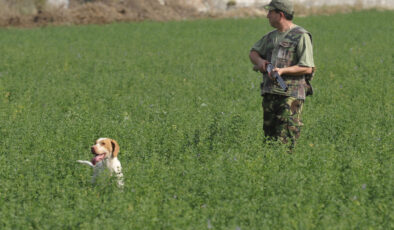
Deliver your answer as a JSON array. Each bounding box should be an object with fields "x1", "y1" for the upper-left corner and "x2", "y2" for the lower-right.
[{"x1": 0, "y1": 10, "x2": 393, "y2": 229}]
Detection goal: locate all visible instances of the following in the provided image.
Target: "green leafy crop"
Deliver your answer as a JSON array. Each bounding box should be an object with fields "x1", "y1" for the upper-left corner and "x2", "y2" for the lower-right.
[{"x1": 0, "y1": 10, "x2": 392, "y2": 230}]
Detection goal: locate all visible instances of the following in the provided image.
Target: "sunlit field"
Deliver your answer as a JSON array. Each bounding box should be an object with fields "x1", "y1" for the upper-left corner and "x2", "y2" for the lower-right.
[{"x1": 0, "y1": 10, "x2": 392, "y2": 229}]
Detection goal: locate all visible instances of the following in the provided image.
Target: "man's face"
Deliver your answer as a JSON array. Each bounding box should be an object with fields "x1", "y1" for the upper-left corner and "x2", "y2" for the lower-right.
[{"x1": 267, "y1": 10, "x2": 281, "y2": 28}]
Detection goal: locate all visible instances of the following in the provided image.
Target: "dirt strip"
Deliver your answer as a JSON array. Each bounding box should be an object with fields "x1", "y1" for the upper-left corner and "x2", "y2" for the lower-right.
[{"x1": 0, "y1": 1, "x2": 389, "y2": 28}]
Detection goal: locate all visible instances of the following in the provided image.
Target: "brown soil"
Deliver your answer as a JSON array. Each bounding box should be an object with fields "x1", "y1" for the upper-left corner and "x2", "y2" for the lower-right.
[{"x1": 0, "y1": 0, "x2": 386, "y2": 28}]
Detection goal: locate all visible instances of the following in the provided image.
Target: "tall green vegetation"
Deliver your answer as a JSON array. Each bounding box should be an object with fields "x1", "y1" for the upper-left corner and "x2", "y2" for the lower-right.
[{"x1": 0, "y1": 10, "x2": 392, "y2": 229}]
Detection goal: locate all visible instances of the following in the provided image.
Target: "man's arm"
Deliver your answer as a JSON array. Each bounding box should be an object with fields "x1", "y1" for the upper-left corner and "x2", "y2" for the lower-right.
[
  {"x1": 249, "y1": 50, "x2": 269, "y2": 73},
  {"x1": 250, "y1": 50, "x2": 312, "y2": 79},
  {"x1": 276, "y1": 32, "x2": 314, "y2": 76},
  {"x1": 274, "y1": 65, "x2": 313, "y2": 76}
]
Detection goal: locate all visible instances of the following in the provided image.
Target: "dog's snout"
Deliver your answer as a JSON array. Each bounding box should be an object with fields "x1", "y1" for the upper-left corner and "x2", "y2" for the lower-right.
[{"x1": 91, "y1": 146, "x2": 96, "y2": 154}]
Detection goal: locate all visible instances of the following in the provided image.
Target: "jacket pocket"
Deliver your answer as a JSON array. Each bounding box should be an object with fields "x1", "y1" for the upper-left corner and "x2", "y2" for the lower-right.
[{"x1": 276, "y1": 41, "x2": 296, "y2": 67}]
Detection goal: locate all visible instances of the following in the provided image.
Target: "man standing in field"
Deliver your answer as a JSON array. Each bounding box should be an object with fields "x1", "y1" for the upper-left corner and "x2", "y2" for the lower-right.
[{"x1": 249, "y1": 0, "x2": 315, "y2": 150}]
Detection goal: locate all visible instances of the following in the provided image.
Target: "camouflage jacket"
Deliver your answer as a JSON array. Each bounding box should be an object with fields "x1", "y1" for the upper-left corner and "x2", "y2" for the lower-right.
[{"x1": 252, "y1": 26, "x2": 314, "y2": 100}]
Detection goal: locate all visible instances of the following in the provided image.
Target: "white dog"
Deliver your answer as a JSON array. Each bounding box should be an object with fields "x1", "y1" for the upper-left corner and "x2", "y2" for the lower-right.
[{"x1": 77, "y1": 138, "x2": 124, "y2": 187}]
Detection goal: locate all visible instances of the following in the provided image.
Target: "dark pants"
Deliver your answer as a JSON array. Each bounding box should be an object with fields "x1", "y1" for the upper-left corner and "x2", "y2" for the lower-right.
[{"x1": 262, "y1": 94, "x2": 304, "y2": 148}]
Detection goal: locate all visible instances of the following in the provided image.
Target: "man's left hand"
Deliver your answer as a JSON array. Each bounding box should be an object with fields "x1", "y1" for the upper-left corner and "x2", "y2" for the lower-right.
[{"x1": 273, "y1": 67, "x2": 284, "y2": 76}]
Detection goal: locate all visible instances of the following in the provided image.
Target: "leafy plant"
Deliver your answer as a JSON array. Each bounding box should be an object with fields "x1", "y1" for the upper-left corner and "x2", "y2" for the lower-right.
[{"x1": 0, "y1": 10, "x2": 392, "y2": 229}]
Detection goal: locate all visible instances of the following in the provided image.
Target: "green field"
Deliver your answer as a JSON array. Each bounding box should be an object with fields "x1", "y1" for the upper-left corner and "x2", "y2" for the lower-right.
[{"x1": 0, "y1": 10, "x2": 393, "y2": 229}]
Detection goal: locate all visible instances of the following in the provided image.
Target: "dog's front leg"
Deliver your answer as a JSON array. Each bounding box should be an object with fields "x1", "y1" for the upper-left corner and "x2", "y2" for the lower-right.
[
  {"x1": 116, "y1": 171, "x2": 124, "y2": 188},
  {"x1": 111, "y1": 165, "x2": 124, "y2": 188},
  {"x1": 110, "y1": 160, "x2": 124, "y2": 188}
]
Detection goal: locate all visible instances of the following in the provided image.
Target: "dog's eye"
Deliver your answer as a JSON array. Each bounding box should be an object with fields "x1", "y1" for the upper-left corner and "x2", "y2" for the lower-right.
[{"x1": 100, "y1": 142, "x2": 105, "y2": 146}]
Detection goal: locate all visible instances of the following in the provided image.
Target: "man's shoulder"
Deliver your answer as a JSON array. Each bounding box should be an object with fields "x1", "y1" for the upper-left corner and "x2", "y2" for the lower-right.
[
  {"x1": 263, "y1": 29, "x2": 279, "y2": 38},
  {"x1": 291, "y1": 25, "x2": 310, "y2": 34},
  {"x1": 288, "y1": 25, "x2": 312, "y2": 42}
]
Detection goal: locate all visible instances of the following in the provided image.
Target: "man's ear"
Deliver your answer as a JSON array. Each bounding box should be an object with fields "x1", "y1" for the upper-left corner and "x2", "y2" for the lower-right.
[{"x1": 111, "y1": 139, "x2": 120, "y2": 158}]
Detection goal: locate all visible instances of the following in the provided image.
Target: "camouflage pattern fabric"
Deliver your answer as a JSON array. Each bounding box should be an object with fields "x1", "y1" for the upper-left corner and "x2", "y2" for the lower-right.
[
  {"x1": 262, "y1": 94, "x2": 304, "y2": 149},
  {"x1": 252, "y1": 26, "x2": 314, "y2": 99},
  {"x1": 273, "y1": 26, "x2": 311, "y2": 68}
]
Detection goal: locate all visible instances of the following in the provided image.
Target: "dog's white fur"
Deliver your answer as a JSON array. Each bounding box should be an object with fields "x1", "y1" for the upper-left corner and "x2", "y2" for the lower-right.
[{"x1": 77, "y1": 138, "x2": 124, "y2": 187}]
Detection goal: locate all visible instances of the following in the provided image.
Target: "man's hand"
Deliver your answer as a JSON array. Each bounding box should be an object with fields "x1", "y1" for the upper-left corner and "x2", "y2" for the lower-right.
[
  {"x1": 253, "y1": 60, "x2": 269, "y2": 73},
  {"x1": 250, "y1": 51, "x2": 269, "y2": 73},
  {"x1": 266, "y1": 66, "x2": 281, "y2": 81},
  {"x1": 273, "y1": 67, "x2": 284, "y2": 76}
]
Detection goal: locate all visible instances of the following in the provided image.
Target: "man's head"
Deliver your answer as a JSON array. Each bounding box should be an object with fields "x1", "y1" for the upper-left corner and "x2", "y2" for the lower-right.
[{"x1": 264, "y1": 0, "x2": 294, "y2": 20}]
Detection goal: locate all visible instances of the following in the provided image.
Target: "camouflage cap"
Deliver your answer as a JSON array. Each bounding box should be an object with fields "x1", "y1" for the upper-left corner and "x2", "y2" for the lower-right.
[{"x1": 264, "y1": 0, "x2": 294, "y2": 15}]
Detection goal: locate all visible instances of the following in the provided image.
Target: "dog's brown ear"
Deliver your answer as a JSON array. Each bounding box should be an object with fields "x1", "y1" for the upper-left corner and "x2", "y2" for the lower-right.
[{"x1": 111, "y1": 139, "x2": 120, "y2": 158}]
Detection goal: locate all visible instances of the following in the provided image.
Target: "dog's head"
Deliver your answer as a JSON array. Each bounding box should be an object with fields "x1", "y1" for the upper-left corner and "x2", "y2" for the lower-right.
[{"x1": 91, "y1": 138, "x2": 119, "y2": 166}]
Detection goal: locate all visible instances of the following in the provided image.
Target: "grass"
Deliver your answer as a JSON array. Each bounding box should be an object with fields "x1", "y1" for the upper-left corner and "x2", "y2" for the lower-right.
[{"x1": 0, "y1": 10, "x2": 393, "y2": 229}]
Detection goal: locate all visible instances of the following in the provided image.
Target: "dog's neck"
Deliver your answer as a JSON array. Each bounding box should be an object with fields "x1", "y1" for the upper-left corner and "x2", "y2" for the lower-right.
[{"x1": 103, "y1": 155, "x2": 118, "y2": 164}]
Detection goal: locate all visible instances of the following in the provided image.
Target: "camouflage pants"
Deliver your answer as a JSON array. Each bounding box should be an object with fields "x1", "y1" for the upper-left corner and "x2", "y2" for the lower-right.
[{"x1": 262, "y1": 94, "x2": 304, "y2": 148}]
